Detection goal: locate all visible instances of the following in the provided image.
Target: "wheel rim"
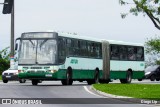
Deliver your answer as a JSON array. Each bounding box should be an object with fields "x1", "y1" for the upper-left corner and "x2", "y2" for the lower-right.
[
  {"x1": 127, "y1": 72, "x2": 131, "y2": 83},
  {"x1": 66, "y1": 72, "x2": 70, "y2": 85},
  {"x1": 95, "y1": 71, "x2": 99, "y2": 83}
]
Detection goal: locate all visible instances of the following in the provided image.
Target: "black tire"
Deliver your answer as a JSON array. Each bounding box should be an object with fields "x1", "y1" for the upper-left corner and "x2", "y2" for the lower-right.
[
  {"x1": 32, "y1": 80, "x2": 38, "y2": 85},
  {"x1": 3, "y1": 80, "x2": 8, "y2": 83},
  {"x1": 138, "y1": 79, "x2": 142, "y2": 81},
  {"x1": 120, "y1": 71, "x2": 132, "y2": 84},
  {"x1": 61, "y1": 80, "x2": 67, "y2": 85},
  {"x1": 94, "y1": 69, "x2": 99, "y2": 84},
  {"x1": 99, "y1": 79, "x2": 110, "y2": 84},
  {"x1": 87, "y1": 69, "x2": 99, "y2": 85},
  {"x1": 156, "y1": 79, "x2": 160, "y2": 81},
  {"x1": 150, "y1": 75, "x2": 155, "y2": 81},
  {"x1": 87, "y1": 80, "x2": 93, "y2": 85},
  {"x1": 120, "y1": 79, "x2": 126, "y2": 83},
  {"x1": 19, "y1": 79, "x2": 26, "y2": 83},
  {"x1": 61, "y1": 68, "x2": 73, "y2": 85},
  {"x1": 38, "y1": 80, "x2": 42, "y2": 83}
]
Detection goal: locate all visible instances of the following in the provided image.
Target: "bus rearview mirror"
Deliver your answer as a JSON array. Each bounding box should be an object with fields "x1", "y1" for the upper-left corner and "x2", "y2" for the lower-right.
[{"x1": 15, "y1": 43, "x2": 18, "y2": 51}]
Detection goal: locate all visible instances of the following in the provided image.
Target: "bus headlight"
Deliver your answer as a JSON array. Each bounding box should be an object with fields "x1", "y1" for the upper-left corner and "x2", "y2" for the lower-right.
[
  {"x1": 48, "y1": 70, "x2": 57, "y2": 73},
  {"x1": 14, "y1": 72, "x2": 18, "y2": 75}
]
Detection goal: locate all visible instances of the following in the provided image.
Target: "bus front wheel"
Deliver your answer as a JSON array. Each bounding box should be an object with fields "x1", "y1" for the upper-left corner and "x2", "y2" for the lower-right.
[
  {"x1": 61, "y1": 68, "x2": 73, "y2": 85},
  {"x1": 3, "y1": 80, "x2": 8, "y2": 83}
]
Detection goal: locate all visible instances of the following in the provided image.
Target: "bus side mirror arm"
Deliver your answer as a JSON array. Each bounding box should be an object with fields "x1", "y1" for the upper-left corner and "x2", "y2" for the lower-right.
[
  {"x1": 15, "y1": 43, "x2": 18, "y2": 50},
  {"x1": 15, "y1": 37, "x2": 21, "y2": 51}
]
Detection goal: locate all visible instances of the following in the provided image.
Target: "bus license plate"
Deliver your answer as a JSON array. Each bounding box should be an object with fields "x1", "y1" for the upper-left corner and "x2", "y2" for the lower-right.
[
  {"x1": 6, "y1": 76, "x2": 11, "y2": 78},
  {"x1": 45, "y1": 74, "x2": 52, "y2": 77}
]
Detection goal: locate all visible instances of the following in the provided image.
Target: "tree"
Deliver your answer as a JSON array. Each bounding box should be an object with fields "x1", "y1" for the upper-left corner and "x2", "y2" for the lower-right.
[
  {"x1": 145, "y1": 36, "x2": 160, "y2": 65},
  {"x1": 0, "y1": 47, "x2": 10, "y2": 75},
  {"x1": 119, "y1": 0, "x2": 160, "y2": 30}
]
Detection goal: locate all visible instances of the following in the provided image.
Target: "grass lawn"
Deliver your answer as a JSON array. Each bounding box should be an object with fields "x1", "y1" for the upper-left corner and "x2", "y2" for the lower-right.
[
  {"x1": 93, "y1": 84, "x2": 160, "y2": 99},
  {"x1": 0, "y1": 75, "x2": 2, "y2": 80}
]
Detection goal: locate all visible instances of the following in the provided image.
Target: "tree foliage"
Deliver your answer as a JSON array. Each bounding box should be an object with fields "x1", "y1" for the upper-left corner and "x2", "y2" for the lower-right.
[
  {"x1": 145, "y1": 36, "x2": 160, "y2": 65},
  {"x1": 119, "y1": 0, "x2": 160, "y2": 30},
  {"x1": 0, "y1": 47, "x2": 10, "y2": 75}
]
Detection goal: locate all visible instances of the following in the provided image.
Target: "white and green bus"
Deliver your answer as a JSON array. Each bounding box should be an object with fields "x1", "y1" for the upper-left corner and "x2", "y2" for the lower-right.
[{"x1": 16, "y1": 32, "x2": 145, "y2": 85}]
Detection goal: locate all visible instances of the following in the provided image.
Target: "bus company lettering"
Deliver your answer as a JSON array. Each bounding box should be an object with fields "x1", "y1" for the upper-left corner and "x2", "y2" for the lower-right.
[{"x1": 70, "y1": 59, "x2": 78, "y2": 64}]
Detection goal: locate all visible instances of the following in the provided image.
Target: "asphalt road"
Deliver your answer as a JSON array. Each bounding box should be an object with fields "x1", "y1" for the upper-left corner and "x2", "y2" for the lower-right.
[{"x1": 0, "y1": 80, "x2": 158, "y2": 107}]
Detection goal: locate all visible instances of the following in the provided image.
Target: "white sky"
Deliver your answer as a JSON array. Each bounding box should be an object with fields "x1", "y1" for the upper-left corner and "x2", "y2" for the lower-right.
[{"x1": 0, "y1": 0, "x2": 159, "y2": 50}]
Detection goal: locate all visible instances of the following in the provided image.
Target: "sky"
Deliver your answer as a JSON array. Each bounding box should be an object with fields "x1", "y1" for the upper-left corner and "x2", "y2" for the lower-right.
[{"x1": 0, "y1": 0, "x2": 159, "y2": 50}]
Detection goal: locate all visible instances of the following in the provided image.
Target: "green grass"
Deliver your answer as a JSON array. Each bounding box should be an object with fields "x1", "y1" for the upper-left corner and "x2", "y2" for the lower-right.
[
  {"x1": 0, "y1": 75, "x2": 2, "y2": 80},
  {"x1": 93, "y1": 84, "x2": 160, "y2": 99}
]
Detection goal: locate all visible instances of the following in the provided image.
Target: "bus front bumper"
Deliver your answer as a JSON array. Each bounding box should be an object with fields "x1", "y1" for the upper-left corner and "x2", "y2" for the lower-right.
[{"x1": 18, "y1": 70, "x2": 66, "y2": 80}]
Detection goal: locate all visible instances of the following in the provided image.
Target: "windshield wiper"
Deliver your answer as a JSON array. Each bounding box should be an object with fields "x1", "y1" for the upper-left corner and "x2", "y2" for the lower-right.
[
  {"x1": 29, "y1": 39, "x2": 35, "y2": 50},
  {"x1": 40, "y1": 39, "x2": 48, "y2": 50}
]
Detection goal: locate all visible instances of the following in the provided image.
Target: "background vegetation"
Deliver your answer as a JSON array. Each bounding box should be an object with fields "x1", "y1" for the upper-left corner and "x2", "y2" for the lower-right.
[
  {"x1": 0, "y1": 47, "x2": 10, "y2": 75},
  {"x1": 119, "y1": 0, "x2": 160, "y2": 65}
]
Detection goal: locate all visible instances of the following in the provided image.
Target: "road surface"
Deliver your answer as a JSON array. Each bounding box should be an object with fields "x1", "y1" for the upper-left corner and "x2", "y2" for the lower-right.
[{"x1": 0, "y1": 80, "x2": 158, "y2": 107}]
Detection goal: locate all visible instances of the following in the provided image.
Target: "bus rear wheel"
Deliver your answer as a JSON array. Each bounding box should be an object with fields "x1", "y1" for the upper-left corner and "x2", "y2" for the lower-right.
[
  {"x1": 87, "y1": 69, "x2": 99, "y2": 85},
  {"x1": 32, "y1": 80, "x2": 38, "y2": 85},
  {"x1": 120, "y1": 71, "x2": 132, "y2": 84},
  {"x1": 94, "y1": 69, "x2": 99, "y2": 84}
]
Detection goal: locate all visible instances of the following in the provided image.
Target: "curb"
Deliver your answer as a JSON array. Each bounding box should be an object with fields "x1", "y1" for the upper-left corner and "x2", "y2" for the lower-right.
[
  {"x1": 91, "y1": 85, "x2": 132, "y2": 98},
  {"x1": 91, "y1": 85, "x2": 160, "y2": 105}
]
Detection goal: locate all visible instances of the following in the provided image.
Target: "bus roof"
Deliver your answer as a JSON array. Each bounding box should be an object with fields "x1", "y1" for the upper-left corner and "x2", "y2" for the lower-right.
[
  {"x1": 21, "y1": 31, "x2": 144, "y2": 47},
  {"x1": 58, "y1": 32, "x2": 144, "y2": 47}
]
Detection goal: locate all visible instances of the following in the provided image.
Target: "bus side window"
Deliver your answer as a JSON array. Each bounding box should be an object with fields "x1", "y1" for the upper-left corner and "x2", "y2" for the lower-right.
[
  {"x1": 73, "y1": 39, "x2": 79, "y2": 56},
  {"x1": 99, "y1": 44, "x2": 102, "y2": 58},
  {"x1": 66, "y1": 39, "x2": 72, "y2": 56},
  {"x1": 80, "y1": 40, "x2": 87, "y2": 57},
  {"x1": 128, "y1": 46, "x2": 136, "y2": 61},
  {"x1": 58, "y1": 38, "x2": 66, "y2": 63},
  {"x1": 119, "y1": 46, "x2": 127, "y2": 60},
  {"x1": 111, "y1": 45, "x2": 119, "y2": 60},
  {"x1": 96, "y1": 43, "x2": 102, "y2": 58},
  {"x1": 137, "y1": 47, "x2": 144, "y2": 61},
  {"x1": 91, "y1": 43, "x2": 97, "y2": 57},
  {"x1": 87, "y1": 42, "x2": 92, "y2": 57}
]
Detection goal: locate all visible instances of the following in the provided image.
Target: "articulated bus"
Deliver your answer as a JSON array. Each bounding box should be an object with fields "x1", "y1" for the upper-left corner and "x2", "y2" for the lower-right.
[{"x1": 16, "y1": 32, "x2": 145, "y2": 85}]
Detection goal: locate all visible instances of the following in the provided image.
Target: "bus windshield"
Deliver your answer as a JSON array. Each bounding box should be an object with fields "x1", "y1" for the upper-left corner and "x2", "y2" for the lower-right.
[{"x1": 19, "y1": 39, "x2": 57, "y2": 65}]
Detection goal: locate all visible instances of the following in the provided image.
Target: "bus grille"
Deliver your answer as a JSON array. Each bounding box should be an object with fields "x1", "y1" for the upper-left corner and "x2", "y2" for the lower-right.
[
  {"x1": 30, "y1": 67, "x2": 42, "y2": 69},
  {"x1": 27, "y1": 71, "x2": 45, "y2": 73}
]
